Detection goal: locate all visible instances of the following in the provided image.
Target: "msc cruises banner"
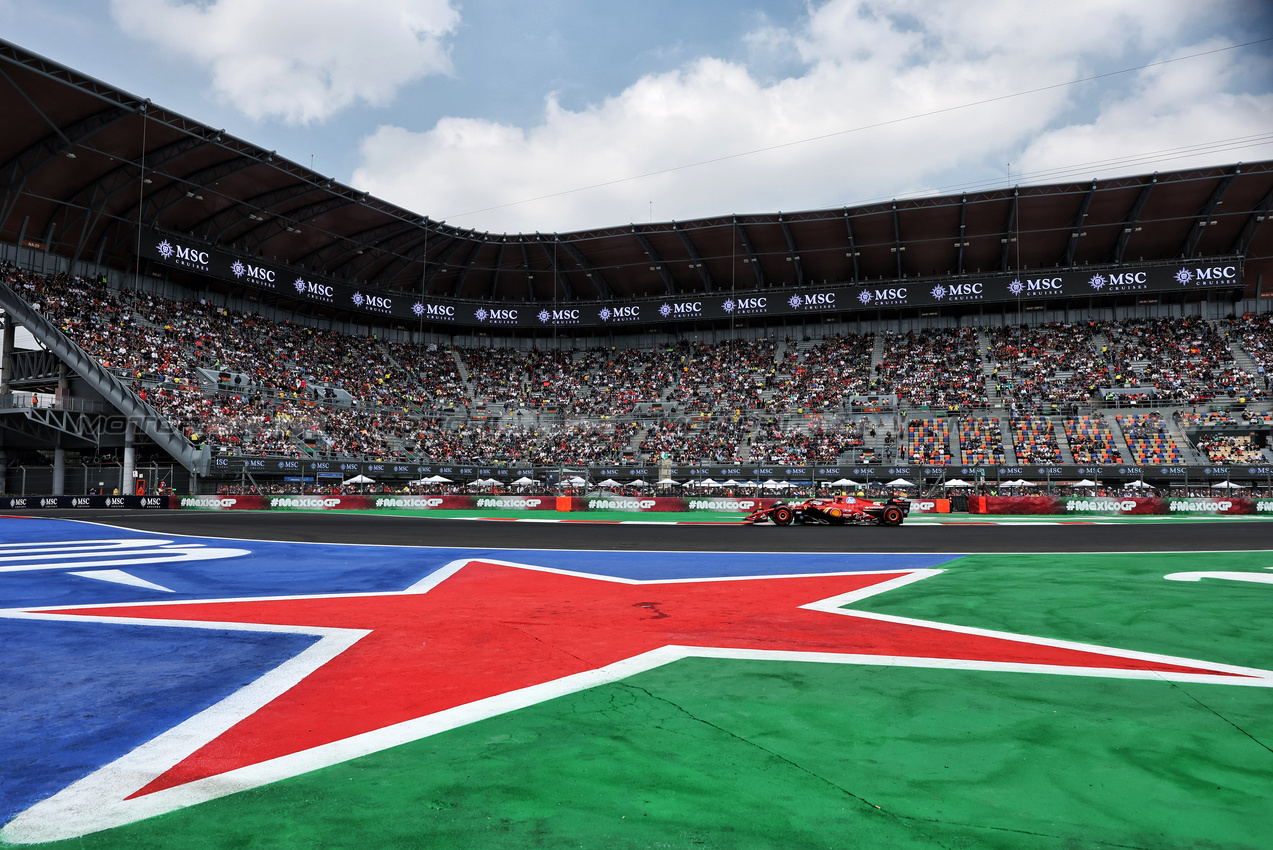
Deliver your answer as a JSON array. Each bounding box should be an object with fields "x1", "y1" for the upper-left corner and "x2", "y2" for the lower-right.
[{"x1": 139, "y1": 231, "x2": 1244, "y2": 330}]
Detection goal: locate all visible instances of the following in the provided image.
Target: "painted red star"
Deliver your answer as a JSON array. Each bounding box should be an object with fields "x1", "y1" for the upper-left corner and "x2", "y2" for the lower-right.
[{"x1": 44, "y1": 558, "x2": 1257, "y2": 801}]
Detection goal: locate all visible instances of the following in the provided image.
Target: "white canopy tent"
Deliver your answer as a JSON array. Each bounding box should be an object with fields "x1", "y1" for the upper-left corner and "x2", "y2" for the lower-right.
[
  {"x1": 343, "y1": 474, "x2": 375, "y2": 485},
  {"x1": 596, "y1": 479, "x2": 622, "y2": 488},
  {"x1": 1211, "y1": 480, "x2": 1247, "y2": 489},
  {"x1": 656, "y1": 478, "x2": 681, "y2": 486},
  {"x1": 942, "y1": 479, "x2": 973, "y2": 488},
  {"x1": 1072, "y1": 479, "x2": 1098, "y2": 487},
  {"x1": 510, "y1": 476, "x2": 538, "y2": 486},
  {"x1": 628, "y1": 479, "x2": 649, "y2": 487},
  {"x1": 829, "y1": 478, "x2": 861, "y2": 487},
  {"x1": 885, "y1": 478, "x2": 915, "y2": 488}
]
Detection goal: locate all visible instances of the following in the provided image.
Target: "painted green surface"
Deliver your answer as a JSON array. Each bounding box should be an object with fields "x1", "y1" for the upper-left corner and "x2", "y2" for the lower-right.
[{"x1": 23, "y1": 552, "x2": 1273, "y2": 849}]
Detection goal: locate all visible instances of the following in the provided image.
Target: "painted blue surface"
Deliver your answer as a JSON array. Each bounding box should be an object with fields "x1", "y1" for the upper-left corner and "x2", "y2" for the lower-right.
[
  {"x1": 0, "y1": 517, "x2": 963, "y2": 827},
  {"x1": 0, "y1": 620, "x2": 316, "y2": 828}
]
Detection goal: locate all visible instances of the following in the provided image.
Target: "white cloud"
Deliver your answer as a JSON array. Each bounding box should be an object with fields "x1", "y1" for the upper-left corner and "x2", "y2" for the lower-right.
[
  {"x1": 352, "y1": 0, "x2": 1271, "y2": 233},
  {"x1": 110, "y1": 0, "x2": 459, "y2": 124},
  {"x1": 1017, "y1": 39, "x2": 1273, "y2": 181}
]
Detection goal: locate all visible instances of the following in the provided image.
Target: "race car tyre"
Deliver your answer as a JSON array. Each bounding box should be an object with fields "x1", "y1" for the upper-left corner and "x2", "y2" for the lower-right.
[
  {"x1": 880, "y1": 506, "x2": 904, "y2": 526},
  {"x1": 772, "y1": 507, "x2": 794, "y2": 526}
]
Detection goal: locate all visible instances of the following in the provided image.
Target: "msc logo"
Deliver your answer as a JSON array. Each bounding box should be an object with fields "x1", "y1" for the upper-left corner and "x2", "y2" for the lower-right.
[
  {"x1": 231, "y1": 260, "x2": 276, "y2": 286},
  {"x1": 723, "y1": 297, "x2": 768, "y2": 314},
  {"x1": 1108, "y1": 272, "x2": 1147, "y2": 286},
  {"x1": 1176, "y1": 265, "x2": 1238, "y2": 285},
  {"x1": 858, "y1": 288, "x2": 908, "y2": 305},
  {"x1": 659, "y1": 301, "x2": 703, "y2": 318},
  {"x1": 1007, "y1": 277, "x2": 1062, "y2": 296},
  {"x1": 789, "y1": 293, "x2": 836, "y2": 309},
  {"x1": 600, "y1": 306, "x2": 640, "y2": 321},
  {"x1": 353, "y1": 292, "x2": 392, "y2": 311},
  {"x1": 998, "y1": 467, "x2": 1024, "y2": 475},
  {"x1": 106, "y1": 497, "x2": 125, "y2": 507},
  {"x1": 538, "y1": 309, "x2": 580, "y2": 323},
  {"x1": 1158, "y1": 467, "x2": 1188, "y2": 475},
  {"x1": 418, "y1": 303, "x2": 455, "y2": 318},
  {"x1": 931, "y1": 283, "x2": 982, "y2": 301},
  {"x1": 157, "y1": 240, "x2": 210, "y2": 268},
  {"x1": 475, "y1": 307, "x2": 519, "y2": 323},
  {"x1": 71, "y1": 497, "x2": 91, "y2": 507},
  {"x1": 294, "y1": 278, "x2": 334, "y2": 299}
]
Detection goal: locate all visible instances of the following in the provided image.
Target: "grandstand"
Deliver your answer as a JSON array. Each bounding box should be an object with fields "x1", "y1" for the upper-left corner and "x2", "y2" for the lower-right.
[{"x1": 1, "y1": 40, "x2": 1272, "y2": 495}]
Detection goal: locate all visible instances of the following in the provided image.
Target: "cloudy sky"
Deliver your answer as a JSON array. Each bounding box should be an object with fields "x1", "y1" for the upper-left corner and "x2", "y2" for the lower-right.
[{"x1": 3, "y1": 0, "x2": 1271, "y2": 234}]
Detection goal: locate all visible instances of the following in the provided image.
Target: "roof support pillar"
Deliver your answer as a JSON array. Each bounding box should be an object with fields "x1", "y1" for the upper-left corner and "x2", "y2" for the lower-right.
[{"x1": 1111, "y1": 175, "x2": 1155, "y2": 264}]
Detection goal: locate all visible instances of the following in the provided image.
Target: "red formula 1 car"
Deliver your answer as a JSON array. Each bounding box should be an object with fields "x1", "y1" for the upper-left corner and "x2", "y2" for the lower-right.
[{"x1": 744, "y1": 494, "x2": 910, "y2": 526}]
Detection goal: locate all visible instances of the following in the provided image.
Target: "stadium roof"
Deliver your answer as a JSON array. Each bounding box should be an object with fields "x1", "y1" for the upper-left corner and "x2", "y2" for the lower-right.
[{"x1": 2, "y1": 37, "x2": 1271, "y2": 311}]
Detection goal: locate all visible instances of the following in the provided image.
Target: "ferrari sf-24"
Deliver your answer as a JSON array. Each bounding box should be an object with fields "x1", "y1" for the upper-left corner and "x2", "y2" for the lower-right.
[{"x1": 744, "y1": 494, "x2": 910, "y2": 526}]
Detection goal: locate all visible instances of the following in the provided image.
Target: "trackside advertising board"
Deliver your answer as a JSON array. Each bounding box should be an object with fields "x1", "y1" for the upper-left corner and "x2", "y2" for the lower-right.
[
  {"x1": 0, "y1": 496, "x2": 175, "y2": 510},
  {"x1": 165, "y1": 496, "x2": 779, "y2": 512},
  {"x1": 970, "y1": 496, "x2": 1264, "y2": 515}
]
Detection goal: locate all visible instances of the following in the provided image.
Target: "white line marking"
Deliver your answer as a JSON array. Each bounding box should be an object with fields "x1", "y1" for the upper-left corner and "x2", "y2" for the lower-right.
[
  {"x1": 1164, "y1": 570, "x2": 1273, "y2": 584},
  {"x1": 67, "y1": 570, "x2": 175, "y2": 593}
]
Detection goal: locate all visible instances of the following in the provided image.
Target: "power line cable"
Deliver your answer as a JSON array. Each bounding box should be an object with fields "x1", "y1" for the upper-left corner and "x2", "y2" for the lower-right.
[{"x1": 442, "y1": 37, "x2": 1273, "y2": 221}]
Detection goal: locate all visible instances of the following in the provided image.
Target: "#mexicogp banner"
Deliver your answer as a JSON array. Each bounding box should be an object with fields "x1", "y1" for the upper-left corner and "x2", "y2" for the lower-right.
[{"x1": 176, "y1": 495, "x2": 783, "y2": 512}]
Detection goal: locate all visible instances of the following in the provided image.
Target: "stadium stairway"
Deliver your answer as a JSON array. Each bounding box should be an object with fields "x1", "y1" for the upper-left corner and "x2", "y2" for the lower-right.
[
  {"x1": 1161, "y1": 410, "x2": 1206, "y2": 464},
  {"x1": 977, "y1": 329, "x2": 1000, "y2": 409},
  {"x1": 870, "y1": 333, "x2": 885, "y2": 376},
  {"x1": 1049, "y1": 415, "x2": 1077, "y2": 464},
  {"x1": 0, "y1": 278, "x2": 208, "y2": 475},
  {"x1": 1219, "y1": 323, "x2": 1266, "y2": 382}
]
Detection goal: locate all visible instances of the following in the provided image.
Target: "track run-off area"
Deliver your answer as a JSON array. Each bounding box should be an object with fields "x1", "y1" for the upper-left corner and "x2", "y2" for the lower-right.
[{"x1": 0, "y1": 510, "x2": 1270, "y2": 849}]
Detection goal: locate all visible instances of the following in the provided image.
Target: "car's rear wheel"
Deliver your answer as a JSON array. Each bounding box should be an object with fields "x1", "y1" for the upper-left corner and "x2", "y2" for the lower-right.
[
  {"x1": 772, "y1": 507, "x2": 794, "y2": 526},
  {"x1": 881, "y1": 506, "x2": 904, "y2": 526}
]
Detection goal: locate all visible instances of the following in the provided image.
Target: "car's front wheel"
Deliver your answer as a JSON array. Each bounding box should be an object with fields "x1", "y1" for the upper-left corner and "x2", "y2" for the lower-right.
[{"x1": 772, "y1": 506, "x2": 794, "y2": 526}]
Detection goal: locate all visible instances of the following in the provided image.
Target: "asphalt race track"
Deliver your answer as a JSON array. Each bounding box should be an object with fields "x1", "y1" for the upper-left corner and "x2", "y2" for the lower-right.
[{"x1": 9, "y1": 510, "x2": 1270, "y2": 552}]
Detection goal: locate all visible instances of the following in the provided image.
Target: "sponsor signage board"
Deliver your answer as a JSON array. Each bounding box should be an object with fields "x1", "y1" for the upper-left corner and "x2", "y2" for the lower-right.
[
  {"x1": 139, "y1": 232, "x2": 1243, "y2": 330},
  {"x1": 201, "y1": 459, "x2": 1273, "y2": 482},
  {"x1": 0, "y1": 495, "x2": 174, "y2": 510}
]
